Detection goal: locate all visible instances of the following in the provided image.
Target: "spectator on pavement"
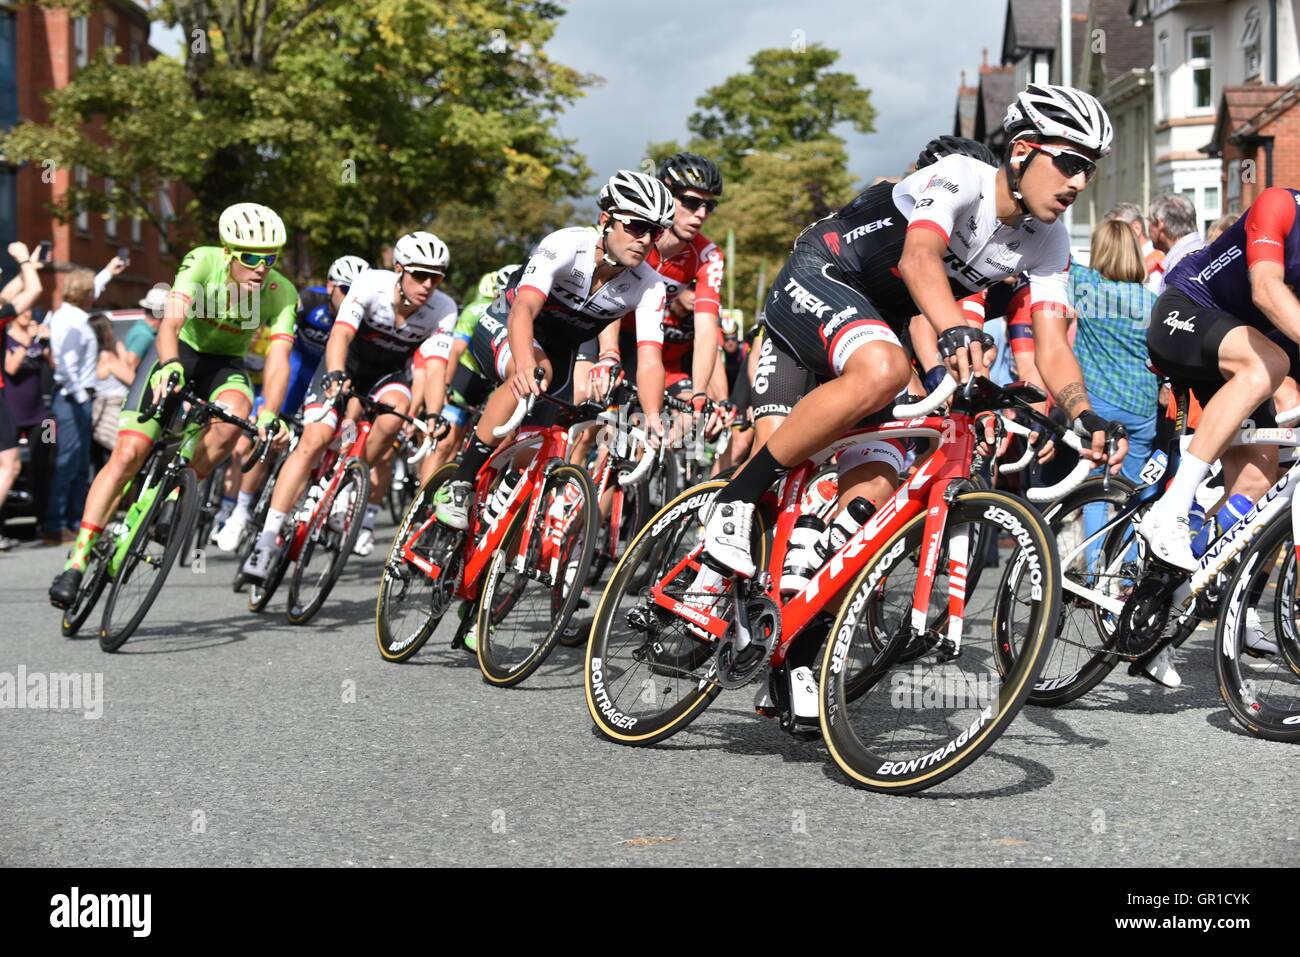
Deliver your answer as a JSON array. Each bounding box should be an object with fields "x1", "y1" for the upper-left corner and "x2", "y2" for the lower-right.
[
  {"x1": 89, "y1": 312, "x2": 134, "y2": 470},
  {"x1": 4, "y1": 307, "x2": 54, "y2": 535},
  {"x1": 122, "y1": 284, "x2": 169, "y2": 373},
  {"x1": 1207, "y1": 212, "x2": 1240, "y2": 244},
  {"x1": 43, "y1": 268, "x2": 99, "y2": 546},
  {"x1": 1105, "y1": 202, "x2": 1165, "y2": 293},
  {"x1": 1147, "y1": 193, "x2": 1205, "y2": 293},
  {"x1": 0, "y1": 242, "x2": 46, "y2": 551}
]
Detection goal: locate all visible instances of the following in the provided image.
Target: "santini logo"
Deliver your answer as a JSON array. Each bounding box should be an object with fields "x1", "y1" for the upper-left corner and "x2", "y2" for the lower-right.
[{"x1": 50, "y1": 887, "x2": 151, "y2": 937}]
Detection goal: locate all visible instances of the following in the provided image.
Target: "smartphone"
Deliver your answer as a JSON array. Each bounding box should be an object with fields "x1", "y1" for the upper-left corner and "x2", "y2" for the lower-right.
[
  {"x1": 36, "y1": 240, "x2": 52, "y2": 264},
  {"x1": 117, "y1": 245, "x2": 130, "y2": 266}
]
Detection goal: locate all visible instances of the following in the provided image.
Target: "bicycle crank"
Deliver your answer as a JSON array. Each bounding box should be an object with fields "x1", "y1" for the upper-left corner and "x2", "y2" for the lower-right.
[
  {"x1": 1114, "y1": 565, "x2": 1182, "y2": 659},
  {"x1": 713, "y1": 595, "x2": 781, "y2": 690}
]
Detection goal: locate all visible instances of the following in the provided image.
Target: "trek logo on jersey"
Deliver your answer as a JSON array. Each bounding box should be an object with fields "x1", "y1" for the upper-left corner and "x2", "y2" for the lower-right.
[
  {"x1": 941, "y1": 250, "x2": 998, "y2": 289},
  {"x1": 705, "y1": 257, "x2": 725, "y2": 291},
  {"x1": 842, "y1": 217, "x2": 894, "y2": 245},
  {"x1": 924, "y1": 175, "x2": 959, "y2": 195},
  {"x1": 783, "y1": 277, "x2": 831, "y2": 318},
  {"x1": 1194, "y1": 245, "x2": 1244, "y2": 283},
  {"x1": 822, "y1": 231, "x2": 842, "y2": 256}
]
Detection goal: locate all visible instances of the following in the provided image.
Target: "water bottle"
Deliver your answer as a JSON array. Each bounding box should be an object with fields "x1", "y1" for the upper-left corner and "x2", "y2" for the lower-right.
[
  {"x1": 1192, "y1": 493, "x2": 1252, "y2": 558},
  {"x1": 799, "y1": 474, "x2": 839, "y2": 521},
  {"x1": 1188, "y1": 501, "x2": 1206, "y2": 537},
  {"x1": 337, "y1": 418, "x2": 358, "y2": 452},
  {"x1": 815, "y1": 496, "x2": 877, "y2": 561},
  {"x1": 780, "y1": 515, "x2": 828, "y2": 596},
  {"x1": 481, "y1": 469, "x2": 520, "y2": 527}
]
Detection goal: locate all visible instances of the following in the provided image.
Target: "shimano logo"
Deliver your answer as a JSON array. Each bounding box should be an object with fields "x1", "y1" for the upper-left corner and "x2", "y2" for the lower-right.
[
  {"x1": 783, "y1": 278, "x2": 831, "y2": 318},
  {"x1": 842, "y1": 217, "x2": 894, "y2": 244}
]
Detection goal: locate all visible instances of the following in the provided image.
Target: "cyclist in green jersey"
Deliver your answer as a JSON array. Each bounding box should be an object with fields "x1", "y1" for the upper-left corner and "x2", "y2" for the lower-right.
[
  {"x1": 49, "y1": 202, "x2": 297, "y2": 608},
  {"x1": 412, "y1": 264, "x2": 518, "y2": 479}
]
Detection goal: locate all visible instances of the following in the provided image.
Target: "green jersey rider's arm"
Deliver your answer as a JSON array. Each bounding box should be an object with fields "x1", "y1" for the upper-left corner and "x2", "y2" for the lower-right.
[{"x1": 154, "y1": 287, "x2": 192, "y2": 366}]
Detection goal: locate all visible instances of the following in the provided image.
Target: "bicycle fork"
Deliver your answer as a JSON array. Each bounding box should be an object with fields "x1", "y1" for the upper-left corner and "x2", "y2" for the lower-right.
[{"x1": 914, "y1": 479, "x2": 964, "y2": 657}]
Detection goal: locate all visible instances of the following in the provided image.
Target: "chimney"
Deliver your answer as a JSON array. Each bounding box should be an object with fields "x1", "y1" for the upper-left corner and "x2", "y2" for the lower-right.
[{"x1": 980, "y1": 47, "x2": 991, "y2": 74}]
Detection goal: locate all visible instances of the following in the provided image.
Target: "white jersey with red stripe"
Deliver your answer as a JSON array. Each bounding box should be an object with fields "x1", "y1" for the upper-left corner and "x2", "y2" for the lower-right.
[
  {"x1": 504, "y1": 225, "x2": 666, "y2": 346},
  {"x1": 891, "y1": 155, "x2": 1071, "y2": 313},
  {"x1": 335, "y1": 268, "x2": 458, "y2": 372}
]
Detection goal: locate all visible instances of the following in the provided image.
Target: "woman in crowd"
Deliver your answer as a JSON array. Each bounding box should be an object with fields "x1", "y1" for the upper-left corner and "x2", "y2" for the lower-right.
[{"x1": 87, "y1": 312, "x2": 134, "y2": 471}]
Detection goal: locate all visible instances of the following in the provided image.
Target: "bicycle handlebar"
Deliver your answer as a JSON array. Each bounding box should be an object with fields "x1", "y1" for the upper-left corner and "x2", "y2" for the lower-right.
[
  {"x1": 1277, "y1": 405, "x2": 1300, "y2": 426},
  {"x1": 892, "y1": 374, "x2": 957, "y2": 417},
  {"x1": 1024, "y1": 430, "x2": 1091, "y2": 503}
]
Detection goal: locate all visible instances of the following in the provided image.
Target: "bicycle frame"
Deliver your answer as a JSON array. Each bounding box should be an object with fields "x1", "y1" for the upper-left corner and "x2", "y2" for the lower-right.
[
  {"x1": 649, "y1": 411, "x2": 967, "y2": 666},
  {"x1": 288, "y1": 414, "x2": 375, "y2": 561}
]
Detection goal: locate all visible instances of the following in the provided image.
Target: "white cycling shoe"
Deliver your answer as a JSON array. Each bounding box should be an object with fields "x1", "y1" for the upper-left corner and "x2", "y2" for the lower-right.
[
  {"x1": 1136, "y1": 506, "x2": 1198, "y2": 572},
  {"x1": 1142, "y1": 645, "x2": 1182, "y2": 688},
  {"x1": 214, "y1": 513, "x2": 248, "y2": 553},
  {"x1": 242, "y1": 539, "x2": 274, "y2": 580},
  {"x1": 353, "y1": 528, "x2": 375, "y2": 557},
  {"x1": 1245, "y1": 608, "x2": 1279, "y2": 656},
  {"x1": 701, "y1": 500, "x2": 756, "y2": 578}
]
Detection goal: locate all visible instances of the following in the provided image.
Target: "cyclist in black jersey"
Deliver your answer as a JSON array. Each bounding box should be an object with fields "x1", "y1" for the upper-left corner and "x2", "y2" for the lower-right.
[{"x1": 703, "y1": 84, "x2": 1127, "y2": 579}]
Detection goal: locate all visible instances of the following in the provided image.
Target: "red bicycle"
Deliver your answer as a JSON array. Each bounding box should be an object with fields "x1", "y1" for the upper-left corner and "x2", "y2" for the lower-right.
[
  {"x1": 250, "y1": 388, "x2": 429, "y2": 625},
  {"x1": 375, "y1": 382, "x2": 654, "y2": 687},
  {"x1": 584, "y1": 375, "x2": 1079, "y2": 794}
]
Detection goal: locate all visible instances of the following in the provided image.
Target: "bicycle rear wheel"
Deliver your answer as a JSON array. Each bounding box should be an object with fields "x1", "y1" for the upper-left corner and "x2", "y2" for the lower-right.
[
  {"x1": 286, "y1": 457, "x2": 370, "y2": 625},
  {"x1": 375, "y1": 464, "x2": 464, "y2": 662},
  {"x1": 477, "y1": 463, "x2": 599, "y2": 686},
  {"x1": 99, "y1": 466, "x2": 201, "y2": 652},
  {"x1": 819, "y1": 489, "x2": 1059, "y2": 793}
]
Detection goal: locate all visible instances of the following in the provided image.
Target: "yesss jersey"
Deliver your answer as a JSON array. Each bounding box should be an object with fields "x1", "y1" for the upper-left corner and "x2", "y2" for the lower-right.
[
  {"x1": 800, "y1": 154, "x2": 1071, "y2": 321},
  {"x1": 1165, "y1": 187, "x2": 1300, "y2": 330},
  {"x1": 489, "y1": 226, "x2": 666, "y2": 345},
  {"x1": 334, "y1": 269, "x2": 458, "y2": 371}
]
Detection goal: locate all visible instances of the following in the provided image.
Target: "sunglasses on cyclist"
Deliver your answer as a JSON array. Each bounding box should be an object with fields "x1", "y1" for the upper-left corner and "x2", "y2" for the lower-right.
[
  {"x1": 1023, "y1": 142, "x2": 1097, "y2": 181},
  {"x1": 611, "y1": 214, "x2": 664, "y2": 240},
  {"x1": 675, "y1": 194, "x2": 719, "y2": 214},
  {"x1": 404, "y1": 269, "x2": 445, "y2": 286},
  {"x1": 235, "y1": 251, "x2": 278, "y2": 269}
]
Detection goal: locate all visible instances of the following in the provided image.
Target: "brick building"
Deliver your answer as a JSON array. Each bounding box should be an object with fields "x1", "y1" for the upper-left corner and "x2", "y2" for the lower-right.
[
  {"x1": 0, "y1": 0, "x2": 184, "y2": 311},
  {"x1": 1211, "y1": 80, "x2": 1300, "y2": 215}
]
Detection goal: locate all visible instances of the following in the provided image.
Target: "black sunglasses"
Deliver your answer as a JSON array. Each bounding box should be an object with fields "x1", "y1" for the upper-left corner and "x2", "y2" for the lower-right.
[
  {"x1": 676, "y1": 194, "x2": 719, "y2": 214},
  {"x1": 405, "y1": 269, "x2": 444, "y2": 285},
  {"x1": 613, "y1": 215, "x2": 664, "y2": 240},
  {"x1": 1025, "y1": 142, "x2": 1097, "y2": 181}
]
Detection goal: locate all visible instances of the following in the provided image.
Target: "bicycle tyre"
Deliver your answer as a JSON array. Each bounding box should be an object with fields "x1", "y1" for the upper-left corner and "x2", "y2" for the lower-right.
[
  {"x1": 99, "y1": 466, "x2": 200, "y2": 652},
  {"x1": 286, "y1": 457, "x2": 370, "y2": 625},
  {"x1": 819, "y1": 489, "x2": 1059, "y2": 793},
  {"x1": 61, "y1": 539, "x2": 112, "y2": 637}
]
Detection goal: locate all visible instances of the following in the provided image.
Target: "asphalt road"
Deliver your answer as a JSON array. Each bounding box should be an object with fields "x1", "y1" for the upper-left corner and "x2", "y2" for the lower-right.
[{"x1": 2, "y1": 519, "x2": 1297, "y2": 868}]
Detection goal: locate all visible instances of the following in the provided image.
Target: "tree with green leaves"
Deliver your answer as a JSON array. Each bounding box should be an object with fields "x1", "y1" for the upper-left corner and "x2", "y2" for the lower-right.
[{"x1": 4, "y1": 0, "x2": 596, "y2": 289}]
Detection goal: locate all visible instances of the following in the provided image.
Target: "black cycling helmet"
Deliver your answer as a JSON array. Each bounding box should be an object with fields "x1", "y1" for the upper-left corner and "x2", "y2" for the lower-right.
[
  {"x1": 658, "y1": 151, "x2": 724, "y2": 197},
  {"x1": 915, "y1": 135, "x2": 998, "y2": 170}
]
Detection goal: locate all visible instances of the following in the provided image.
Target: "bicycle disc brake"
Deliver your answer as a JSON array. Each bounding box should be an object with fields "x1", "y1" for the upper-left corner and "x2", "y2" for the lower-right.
[
  {"x1": 714, "y1": 595, "x2": 781, "y2": 690},
  {"x1": 1114, "y1": 566, "x2": 1180, "y2": 658}
]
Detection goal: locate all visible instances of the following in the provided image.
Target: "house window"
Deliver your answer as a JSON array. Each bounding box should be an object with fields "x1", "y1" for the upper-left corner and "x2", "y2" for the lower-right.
[
  {"x1": 104, "y1": 175, "x2": 116, "y2": 241},
  {"x1": 1158, "y1": 32, "x2": 1170, "y2": 120},
  {"x1": 131, "y1": 176, "x2": 142, "y2": 244},
  {"x1": 1242, "y1": 8, "x2": 1263, "y2": 79},
  {"x1": 73, "y1": 16, "x2": 88, "y2": 69},
  {"x1": 157, "y1": 185, "x2": 173, "y2": 253},
  {"x1": 1189, "y1": 30, "x2": 1213, "y2": 111},
  {"x1": 74, "y1": 166, "x2": 89, "y2": 233},
  {"x1": 130, "y1": 41, "x2": 141, "y2": 65},
  {"x1": 1227, "y1": 160, "x2": 1243, "y2": 212},
  {"x1": 104, "y1": 12, "x2": 116, "y2": 53}
]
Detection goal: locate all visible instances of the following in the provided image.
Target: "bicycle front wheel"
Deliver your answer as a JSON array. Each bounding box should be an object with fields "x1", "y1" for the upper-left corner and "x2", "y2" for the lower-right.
[
  {"x1": 99, "y1": 466, "x2": 201, "y2": 652},
  {"x1": 477, "y1": 463, "x2": 599, "y2": 686},
  {"x1": 819, "y1": 489, "x2": 1059, "y2": 794},
  {"x1": 61, "y1": 538, "x2": 111, "y2": 637},
  {"x1": 286, "y1": 457, "x2": 370, "y2": 625}
]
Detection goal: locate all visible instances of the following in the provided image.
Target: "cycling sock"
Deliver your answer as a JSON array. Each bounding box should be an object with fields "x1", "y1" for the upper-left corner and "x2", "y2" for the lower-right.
[
  {"x1": 362, "y1": 503, "x2": 379, "y2": 531},
  {"x1": 453, "y1": 436, "x2": 494, "y2": 486},
  {"x1": 1160, "y1": 451, "x2": 1211, "y2": 517},
  {"x1": 215, "y1": 496, "x2": 236, "y2": 525},
  {"x1": 236, "y1": 490, "x2": 255, "y2": 510},
  {"x1": 716, "y1": 444, "x2": 790, "y2": 505},
  {"x1": 65, "y1": 522, "x2": 103, "y2": 572}
]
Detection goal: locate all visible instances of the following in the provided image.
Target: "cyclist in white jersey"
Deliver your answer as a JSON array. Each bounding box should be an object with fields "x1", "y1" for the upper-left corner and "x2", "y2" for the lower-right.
[
  {"x1": 432, "y1": 170, "x2": 673, "y2": 529},
  {"x1": 243, "y1": 231, "x2": 458, "y2": 576}
]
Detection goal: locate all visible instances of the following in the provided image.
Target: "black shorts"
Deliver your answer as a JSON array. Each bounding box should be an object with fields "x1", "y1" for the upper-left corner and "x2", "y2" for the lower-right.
[
  {"x1": 0, "y1": 390, "x2": 17, "y2": 453},
  {"x1": 751, "y1": 330, "x2": 818, "y2": 421},
  {"x1": 121, "y1": 340, "x2": 253, "y2": 441},
  {"x1": 1147, "y1": 287, "x2": 1281, "y2": 428},
  {"x1": 449, "y1": 360, "x2": 492, "y2": 409},
  {"x1": 301, "y1": 357, "x2": 410, "y2": 431},
  {"x1": 467, "y1": 314, "x2": 577, "y2": 402},
  {"x1": 762, "y1": 239, "x2": 905, "y2": 381}
]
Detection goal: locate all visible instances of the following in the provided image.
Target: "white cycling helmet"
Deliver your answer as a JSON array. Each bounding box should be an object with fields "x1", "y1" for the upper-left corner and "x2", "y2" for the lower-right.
[
  {"x1": 1003, "y1": 83, "x2": 1113, "y2": 156},
  {"x1": 393, "y1": 231, "x2": 450, "y2": 272},
  {"x1": 327, "y1": 255, "x2": 369, "y2": 287},
  {"x1": 598, "y1": 170, "x2": 676, "y2": 229},
  {"x1": 478, "y1": 264, "x2": 520, "y2": 299},
  {"x1": 219, "y1": 202, "x2": 287, "y2": 251}
]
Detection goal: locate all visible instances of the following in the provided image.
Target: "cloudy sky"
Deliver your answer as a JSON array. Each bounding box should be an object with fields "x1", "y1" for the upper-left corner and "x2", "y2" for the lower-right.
[{"x1": 152, "y1": 0, "x2": 1012, "y2": 196}]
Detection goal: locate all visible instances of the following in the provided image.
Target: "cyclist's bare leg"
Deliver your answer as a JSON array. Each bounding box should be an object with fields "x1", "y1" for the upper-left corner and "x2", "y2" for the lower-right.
[
  {"x1": 423, "y1": 420, "x2": 465, "y2": 482},
  {"x1": 268, "y1": 421, "x2": 335, "y2": 515},
  {"x1": 76, "y1": 432, "x2": 153, "y2": 535},
  {"x1": 837, "y1": 460, "x2": 899, "y2": 510},
  {"x1": 1186, "y1": 327, "x2": 1287, "y2": 469},
  {"x1": 365, "y1": 390, "x2": 408, "y2": 503},
  {"x1": 1219, "y1": 443, "x2": 1278, "y2": 509},
  {"x1": 191, "y1": 390, "x2": 251, "y2": 480}
]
